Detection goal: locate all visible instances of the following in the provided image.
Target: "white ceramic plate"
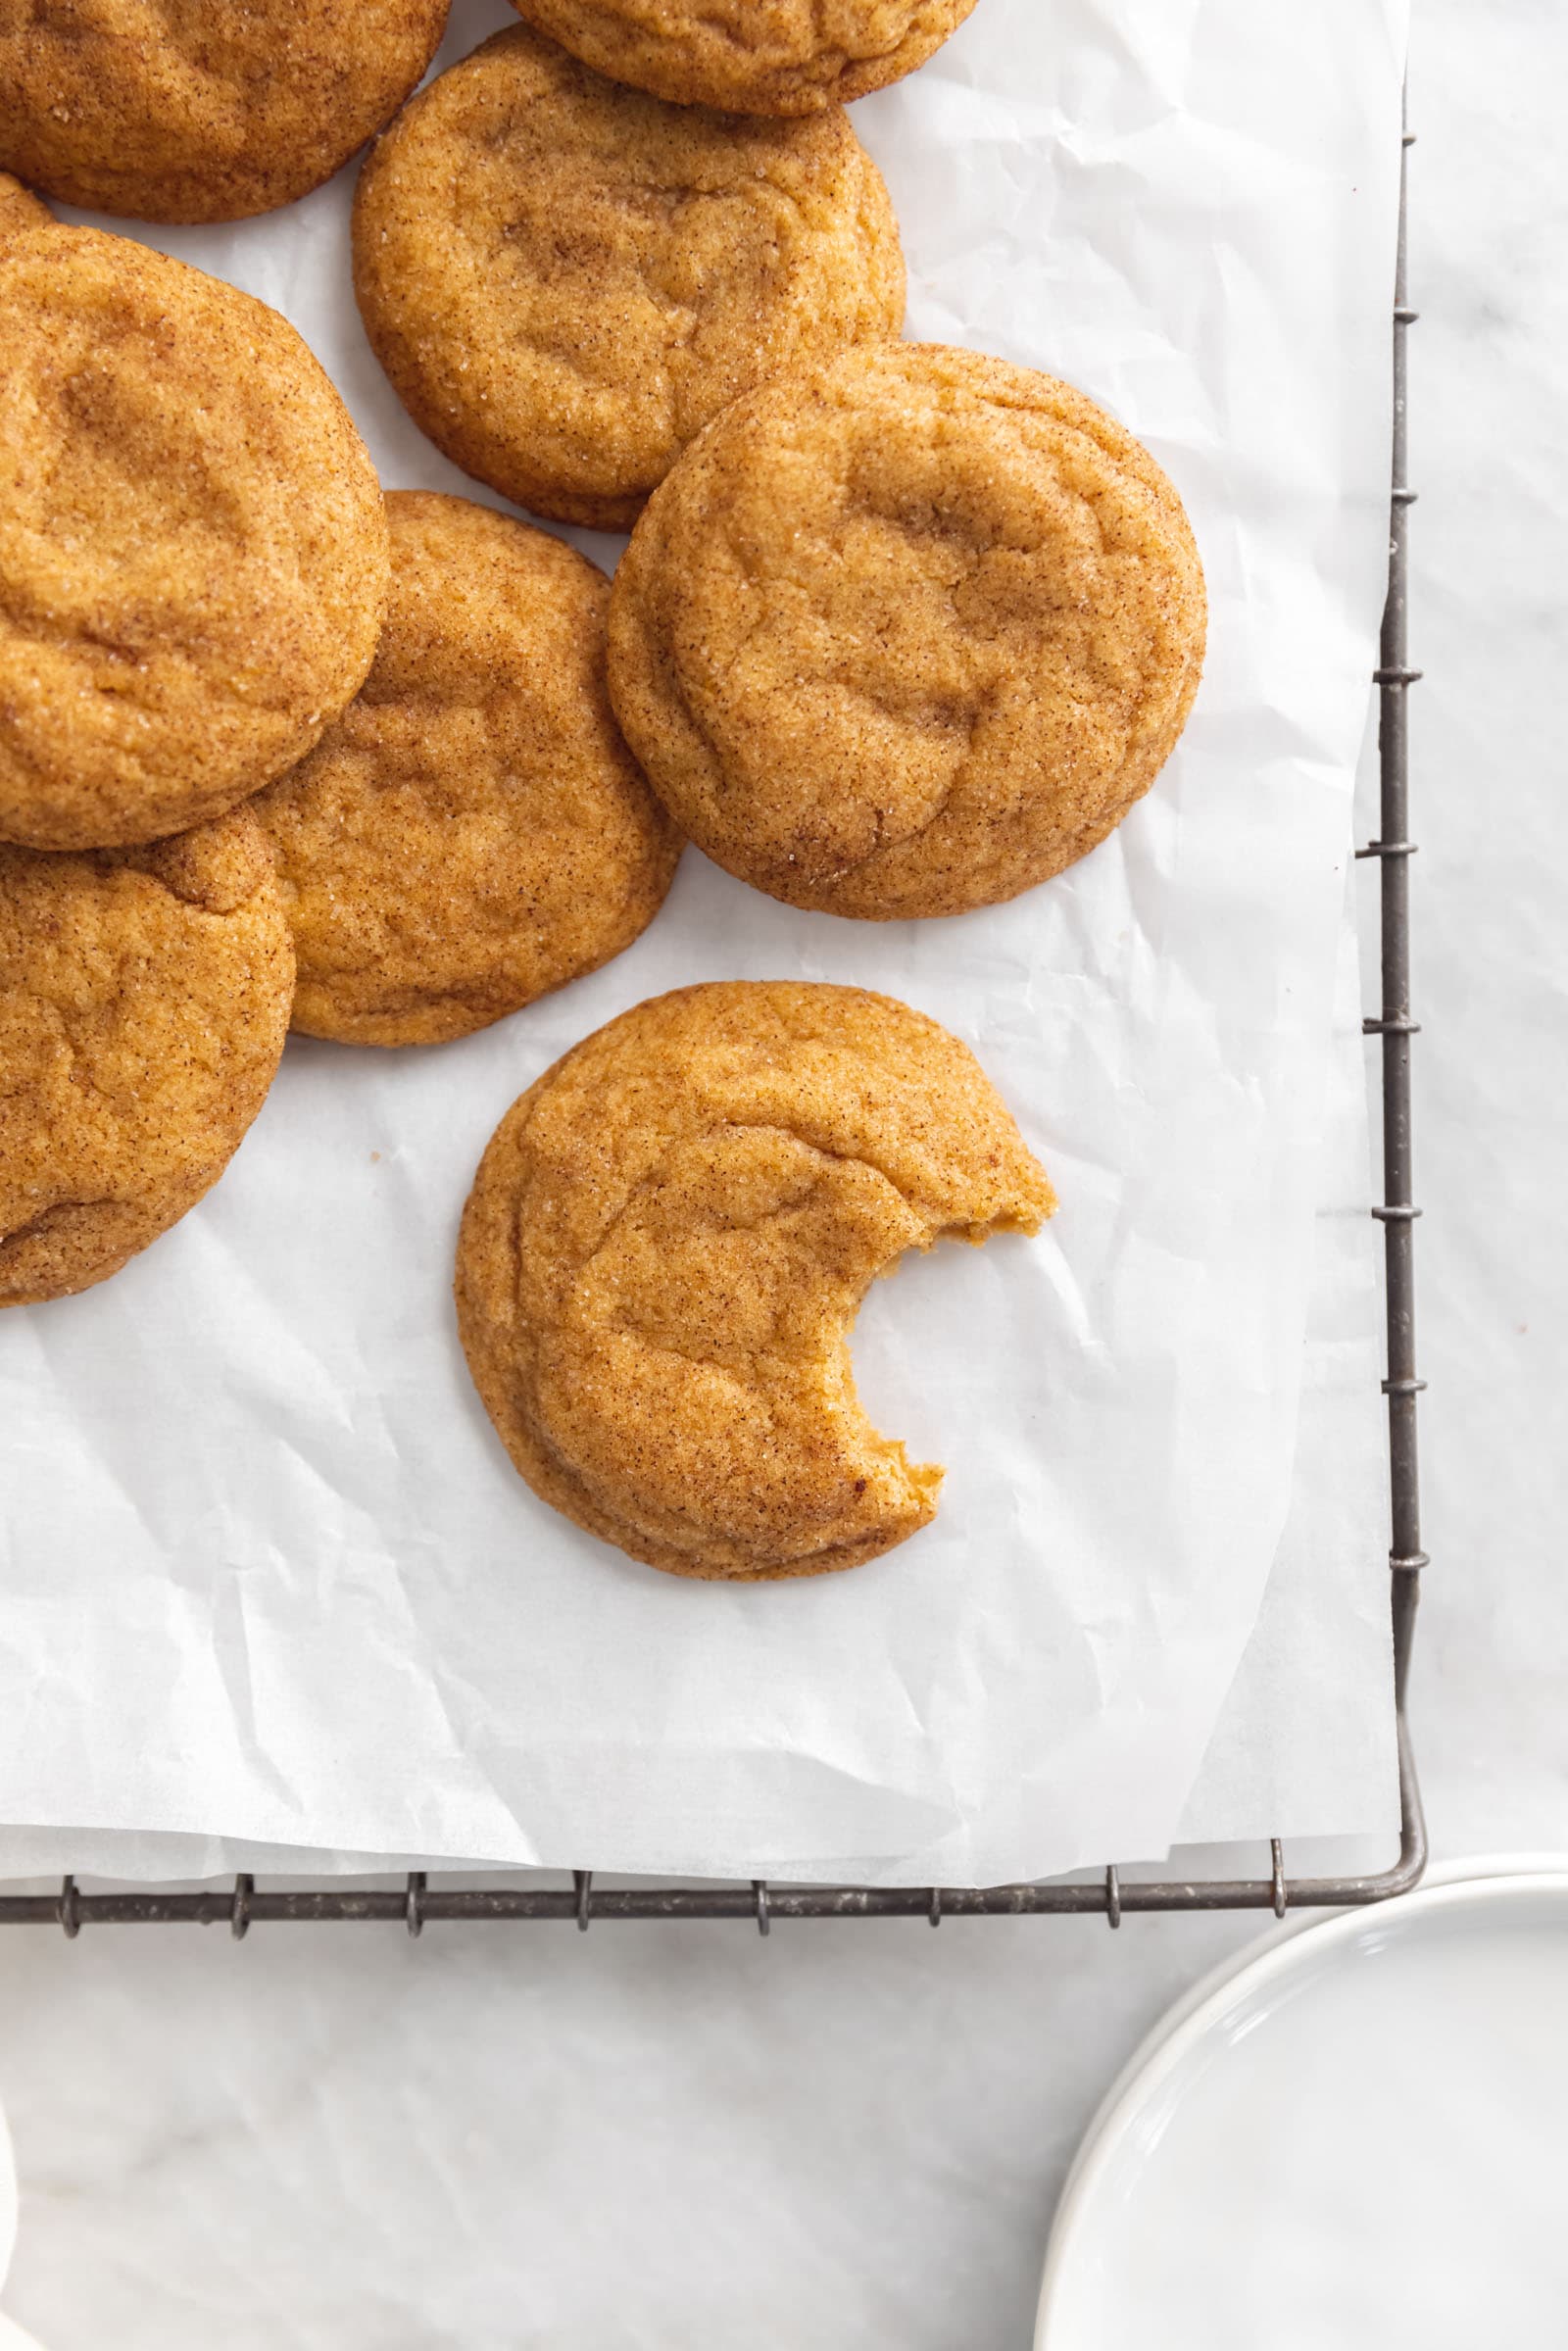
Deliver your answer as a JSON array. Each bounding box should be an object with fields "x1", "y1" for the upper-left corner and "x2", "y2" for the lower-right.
[
  {"x1": 0, "y1": 2092, "x2": 42, "y2": 2348},
  {"x1": 0, "y1": 2095, "x2": 14, "y2": 2300},
  {"x1": 1036, "y1": 1860, "x2": 1568, "y2": 2351}
]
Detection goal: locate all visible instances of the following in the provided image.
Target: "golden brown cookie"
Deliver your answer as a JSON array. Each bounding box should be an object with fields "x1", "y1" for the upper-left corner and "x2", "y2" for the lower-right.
[
  {"x1": 0, "y1": 222, "x2": 389, "y2": 854},
  {"x1": 0, "y1": 0, "x2": 451, "y2": 222},
  {"x1": 508, "y1": 0, "x2": 979, "y2": 114},
  {"x1": 0, "y1": 810, "x2": 294, "y2": 1309},
  {"x1": 252, "y1": 493, "x2": 680, "y2": 1049},
  {"x1": 608, "y1": 342, "x2": 1206, "y2": 920},
  {"x1": 457, "y1": 981, "x2": 1054, "y2": 1580},
  {"x1": 353, "y1": 24, "x2": 905, "y2": 530},
  {"x1": 0, "y1": 170, "x2": 49, "y2": 233}
]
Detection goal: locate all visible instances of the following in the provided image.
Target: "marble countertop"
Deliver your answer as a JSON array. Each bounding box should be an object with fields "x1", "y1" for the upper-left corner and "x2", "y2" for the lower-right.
[{"x1": 2, "y1": 3, "x2": 1562, "y2": 2339}]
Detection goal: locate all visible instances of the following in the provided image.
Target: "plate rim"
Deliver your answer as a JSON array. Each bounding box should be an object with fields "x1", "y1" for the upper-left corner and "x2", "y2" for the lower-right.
[{"x1": 1033, "y1": 1853, "x2": 1568, "y2": 2349}]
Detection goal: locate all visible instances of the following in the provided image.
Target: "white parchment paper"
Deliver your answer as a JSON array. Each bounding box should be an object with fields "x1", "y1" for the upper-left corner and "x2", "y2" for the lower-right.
[
  {"x1": 0, "y1": 0, "x2": 1406, "y2": 1885},
  {"x1": 0, "y1": 821, "x2": 1399, "y2": 1886},
  {"x1": 1176, "y1": 821, "x2": 1396, "y2": 1852}
]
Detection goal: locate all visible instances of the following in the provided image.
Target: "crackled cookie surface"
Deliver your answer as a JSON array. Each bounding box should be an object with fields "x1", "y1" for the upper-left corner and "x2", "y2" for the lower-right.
[
  {"x1": 608, "y1": 342, "x2": 1206, "y2": 920},
  {"x1": 457, "y1": 981, "x2": 1055, "y2": 1580},
  {"x1": 254, "y1": 493, "x2": 680, "y2": 1048},
  {"x1": 509, "y1": 0, "x2": 979, "y2": 114},
  {"x1": 0, "y1": 0, "x2": 450, "y2": 221},
  {"x1": 354, "y1": 24, "x2": 904, "y2": 529},
  {"x1": 0, "y1": 223, "x2": 388, "y2": 852},
  {"x1": 0, "y1": 810, "x2": 293, "y2": 1308}
]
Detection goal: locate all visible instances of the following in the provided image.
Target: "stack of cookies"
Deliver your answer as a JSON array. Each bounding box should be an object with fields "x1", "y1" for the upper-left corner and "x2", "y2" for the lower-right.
[{"x1": 0, "y1": 0, "x2": 1206, "y2": 1581}]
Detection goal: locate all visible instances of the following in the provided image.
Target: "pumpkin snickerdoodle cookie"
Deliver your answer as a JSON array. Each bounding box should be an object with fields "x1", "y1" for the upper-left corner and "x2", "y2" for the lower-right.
[
  {"x1": 608, "y1": 342, "x2": 1206, "y2": 921},
  {"x1": 0, "y1": 0, "x2": 450, "y2": 222},
  {"x1": 0, "y1": 223, "x2": 388, "y2": 853},
  {"x1": 456, "y1": 981, "x2": 1054, "y2": 1581},
  {"x1": 0, "y1": 810, "x2": 293, "y2": 1309},
  {"x1": 353, "y1": 24, "x2": 905, "y2": 530},
  {"x1": 253, "y1": 493, "x2": 680, "y2": 1049},
  {"x1": 508, "y1": 0, "x2": 980, "y2": 115}
]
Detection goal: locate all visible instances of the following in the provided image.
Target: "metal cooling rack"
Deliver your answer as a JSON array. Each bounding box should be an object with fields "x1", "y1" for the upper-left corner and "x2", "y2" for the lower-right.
[{"x1": 0, "y1": 131, "x2": 1427, "y2": 1942}]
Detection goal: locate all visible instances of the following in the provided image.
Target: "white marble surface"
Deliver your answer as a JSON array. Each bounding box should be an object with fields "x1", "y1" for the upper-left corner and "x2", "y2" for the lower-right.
[{"x1": 2, "y1": 3, "x2": 1563, "y2": 2339}]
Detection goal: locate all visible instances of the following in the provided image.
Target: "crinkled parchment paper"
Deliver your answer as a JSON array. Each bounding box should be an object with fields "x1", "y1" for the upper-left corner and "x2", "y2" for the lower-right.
[{"x1": 0, "y1": 0, "x2": 1406, "y2": 1884}]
